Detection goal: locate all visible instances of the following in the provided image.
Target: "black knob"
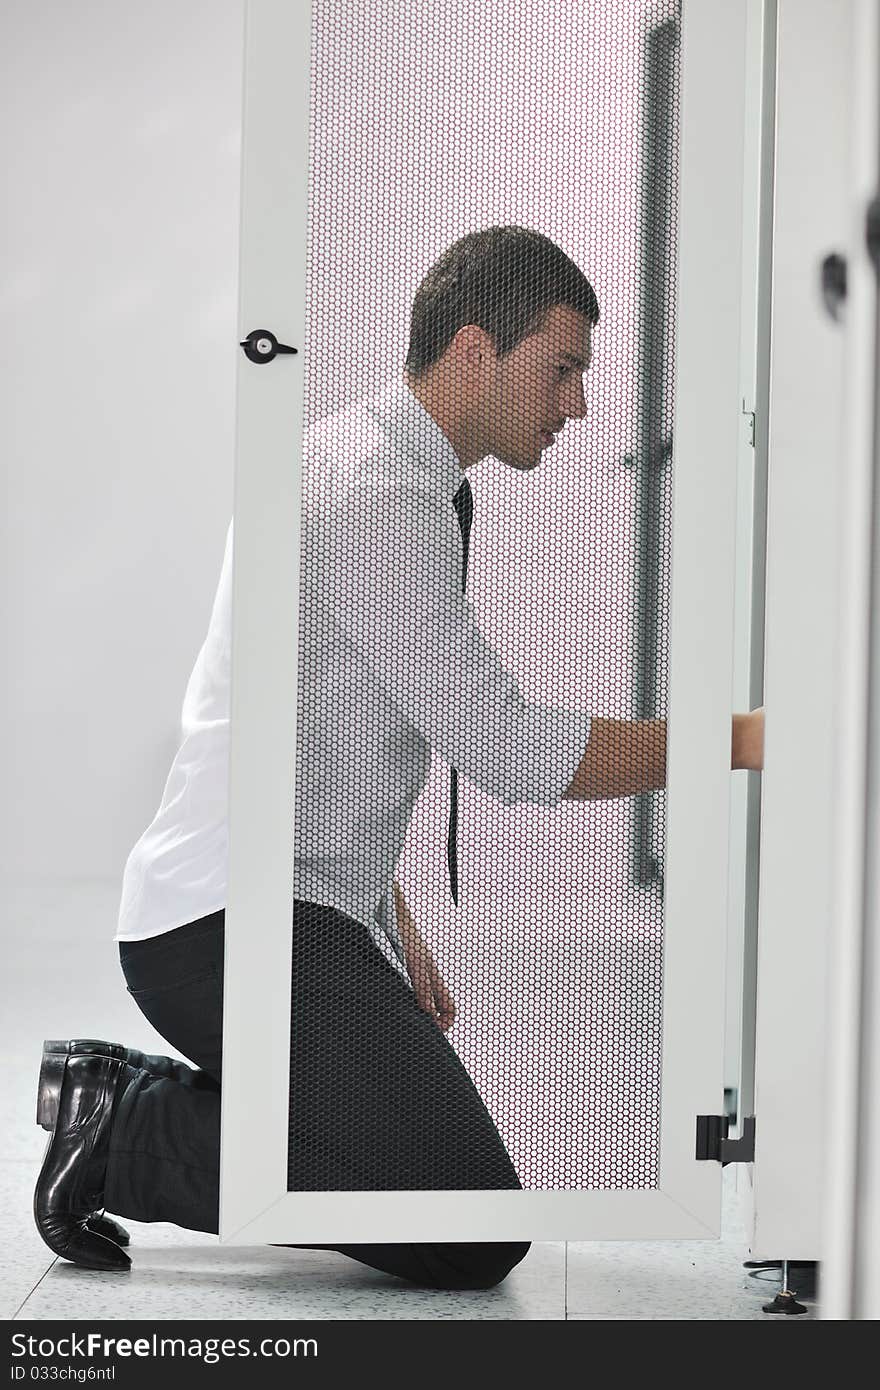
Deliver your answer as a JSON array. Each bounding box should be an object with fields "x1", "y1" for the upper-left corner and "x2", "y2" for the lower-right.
[
  {"x1": 867, "y1": 194, "x2": 880, "y2": 276},
  {"x1": 820, "y1": 253, "x2": 847, "y2": 322},
  {"x1": 239, "y1": 329, "x2": 298, "y2": 364}
]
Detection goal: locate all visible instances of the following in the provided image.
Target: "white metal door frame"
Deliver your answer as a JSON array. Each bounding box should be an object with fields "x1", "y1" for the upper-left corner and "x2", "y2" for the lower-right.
[
  {"x1": 724, "y1": 0, "x2": 776, "y2": 1137},
  {"x1": 747, "y1": 0, "x2": 854, "y2": 1261},
  {"x1": 219, "y1": 0, "x2": 752, "y2": 1244},
  {"x1": 820, "y1": 0, "x2": 880, "y2": 1321}
]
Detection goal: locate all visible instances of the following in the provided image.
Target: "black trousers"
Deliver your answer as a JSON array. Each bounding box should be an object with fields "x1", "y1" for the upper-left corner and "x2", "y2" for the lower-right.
[{"x1": 106, "y1": 899, "x2": 530, "y2": 1290}]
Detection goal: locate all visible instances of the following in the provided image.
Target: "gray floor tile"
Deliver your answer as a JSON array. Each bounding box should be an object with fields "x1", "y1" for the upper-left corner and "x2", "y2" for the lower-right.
[
  {"x1": 13, "y1": 1194, "x2": 564, "y2": 1321},
  {"x1": 564, "y1": 1167, "x2": 817, "y2": 1320},
  {"x1": 0, "y1": 1163, "x2": 55, "y2": 1320}
]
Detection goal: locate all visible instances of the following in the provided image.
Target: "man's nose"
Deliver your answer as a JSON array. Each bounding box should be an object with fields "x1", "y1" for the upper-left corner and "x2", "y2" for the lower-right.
[{"x1": 565, "y1": 389, "x2": 588, "y2": 422}]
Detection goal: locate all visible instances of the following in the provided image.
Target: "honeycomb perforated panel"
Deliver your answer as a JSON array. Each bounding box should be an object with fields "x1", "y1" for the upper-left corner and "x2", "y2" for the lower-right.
[{"x1": 289, "y1": 0, "x2": 681, "y2": 1192}]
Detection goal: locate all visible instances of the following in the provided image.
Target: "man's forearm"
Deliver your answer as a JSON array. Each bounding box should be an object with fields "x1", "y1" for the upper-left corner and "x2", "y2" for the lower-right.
[
  {"x1": 561, "y1": 718, "x2": 667, "y2": 802},
  {"x1": 561, "y1": 711, "x2": 762, "y2": 802}
]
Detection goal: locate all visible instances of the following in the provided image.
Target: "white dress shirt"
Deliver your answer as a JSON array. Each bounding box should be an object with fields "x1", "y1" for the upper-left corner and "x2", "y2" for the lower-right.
[{"x1": 115, "y1": 375, "x2": 592, "y2": 963}]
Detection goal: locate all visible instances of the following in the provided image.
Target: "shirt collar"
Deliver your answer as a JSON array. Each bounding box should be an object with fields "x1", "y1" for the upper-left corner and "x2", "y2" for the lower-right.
[{"x1": 364, "y1": 375, "x2": 469, "y2": 505}]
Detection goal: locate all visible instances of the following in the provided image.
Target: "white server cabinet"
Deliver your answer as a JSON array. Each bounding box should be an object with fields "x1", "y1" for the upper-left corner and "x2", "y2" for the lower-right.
[
  {"x1": 219, "y1": 0, "x2": 760, "y2": 1245},
  {"x1": 738, "y1": 0, "x2": 877, "y2": 1269}
]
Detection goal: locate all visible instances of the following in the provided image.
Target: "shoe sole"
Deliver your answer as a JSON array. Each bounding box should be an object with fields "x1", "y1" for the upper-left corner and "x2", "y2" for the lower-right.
[{"x1": 37, "y1": 1040, "x2": 127, "y2": 1132}]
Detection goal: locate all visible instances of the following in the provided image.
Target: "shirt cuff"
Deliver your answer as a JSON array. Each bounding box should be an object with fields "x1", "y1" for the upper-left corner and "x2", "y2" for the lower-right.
[{"x1": 516, "y1": 707, "x2": 592, "y2": 805}]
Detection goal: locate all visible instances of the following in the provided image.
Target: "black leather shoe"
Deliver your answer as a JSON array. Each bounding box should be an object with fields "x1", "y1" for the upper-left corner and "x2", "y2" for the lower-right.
[
  {"x1": 34, "y1": 1044, "x2": 133, "y2": 1271},
  {"x1": 84, "y1": 1209, "x2": 130, "y2": 1246},
  {"x1": 37, "y1": 1038, "x2": 221, "y2": 1250},
  {"x1": 37, "y1": 1042, "x2": 137, "y2": 1247},
  {"x1": 37, "y1": 1038, "x2": 218, "y2": 1132}
]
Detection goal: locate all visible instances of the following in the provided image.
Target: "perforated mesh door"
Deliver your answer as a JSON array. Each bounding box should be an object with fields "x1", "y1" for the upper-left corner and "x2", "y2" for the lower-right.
[{"x1": 290, "y1": 0, "x2": 680, "y2": 1192}]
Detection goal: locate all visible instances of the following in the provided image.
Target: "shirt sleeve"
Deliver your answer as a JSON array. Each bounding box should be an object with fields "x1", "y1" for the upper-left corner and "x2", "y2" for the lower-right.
[{"x1": 318, "y1": 477, "x2": 591, "y2": 807}]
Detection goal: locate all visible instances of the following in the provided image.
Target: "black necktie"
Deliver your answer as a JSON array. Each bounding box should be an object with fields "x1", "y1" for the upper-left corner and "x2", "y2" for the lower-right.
[{"x1": 448, "y1": 477, "x2": 473, "y2": 906}]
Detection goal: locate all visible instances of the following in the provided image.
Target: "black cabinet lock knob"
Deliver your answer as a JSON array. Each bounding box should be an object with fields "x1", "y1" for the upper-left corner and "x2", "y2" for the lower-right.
[{"x1": 239, "y1": 329, "x2": 299, "y2": 364}]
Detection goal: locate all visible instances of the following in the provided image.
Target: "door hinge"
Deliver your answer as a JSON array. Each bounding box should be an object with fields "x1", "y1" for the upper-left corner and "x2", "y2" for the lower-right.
[
  {"x1": 695, "y1": 1114, "x2": 755, "y2": 1164},
  {"x1": 741, "y1": 398, "x2": 756, "y2": 448}
]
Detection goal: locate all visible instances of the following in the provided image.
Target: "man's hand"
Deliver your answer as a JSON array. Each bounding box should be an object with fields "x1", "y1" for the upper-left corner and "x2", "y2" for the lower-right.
[
  {"x1": 732, "y1": 706, "x2": 764, "y2": 771},
  {"x1": 393, "y1": 882, "x2": 456, "y2": 1032}
]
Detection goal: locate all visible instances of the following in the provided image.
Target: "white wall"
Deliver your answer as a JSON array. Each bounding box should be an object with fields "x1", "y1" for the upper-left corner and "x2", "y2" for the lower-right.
[{"x1": 2, "y1": 0, "x2": 245, "y2": 883}]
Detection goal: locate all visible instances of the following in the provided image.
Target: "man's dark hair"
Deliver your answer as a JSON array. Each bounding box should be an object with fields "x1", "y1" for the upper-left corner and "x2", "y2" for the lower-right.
[{"x1": 404, "y1": 225, "x2": 600, "y2": 380}]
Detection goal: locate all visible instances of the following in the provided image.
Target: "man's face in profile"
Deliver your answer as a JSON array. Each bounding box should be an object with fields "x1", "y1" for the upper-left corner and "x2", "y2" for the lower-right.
[{"x1": 486, "y1": 304, "x2": 593, "y2": 472}]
